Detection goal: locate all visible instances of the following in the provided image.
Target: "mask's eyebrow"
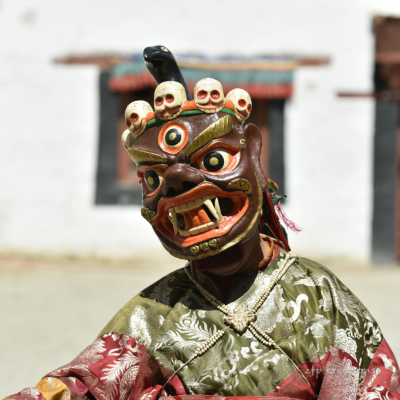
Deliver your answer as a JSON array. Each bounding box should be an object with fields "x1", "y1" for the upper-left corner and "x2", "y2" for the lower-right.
[
  {"x1": 185, "y1": 115, "x2": 233, "y2": 157},
  {"x1": 128, "y1": 148, "x2": 167, "y2": 165}
]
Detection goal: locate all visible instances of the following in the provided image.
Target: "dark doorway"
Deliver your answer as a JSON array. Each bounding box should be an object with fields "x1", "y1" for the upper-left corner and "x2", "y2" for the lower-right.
[{"x1": 372, "y1": 17, "x2": 400, "y2": 263}]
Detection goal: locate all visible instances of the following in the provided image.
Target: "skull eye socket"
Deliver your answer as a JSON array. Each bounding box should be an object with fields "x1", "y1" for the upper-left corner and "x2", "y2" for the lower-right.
[
  {"x1": 130, "y1": 113, "x2": 139, "y2": 123},
  {"x1": 247, "y1": 104, "x2": 252, "y2": 111},
  {"x1": 158, "y1": 121, "x2": 189, "y2": 154},
  {"x1": 155, "y1": 97, "x2": 164, "y2": 106},
  {"x1": 197, "y1": 90, "x2": 208, "y2": 100},
  {"x1": 165, "y1": 94, "x2": 174, "y2": 104},
  {"x1": 202, "y1": 151, "x2": 232, "y2": 172},
  {"x1": 211, "y1": 90, "x2": 220, "y2": 100},
  {"x1": 238, "y1": 99, "x2": 246, "y2": 107},
  {"x1": 145, "y1": 170, "x2": 161, "y2": 192}
]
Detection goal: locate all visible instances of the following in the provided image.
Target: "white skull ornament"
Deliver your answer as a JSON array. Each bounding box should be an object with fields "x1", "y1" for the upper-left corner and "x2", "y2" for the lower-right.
[
  {"x1": 125, "y1": 101, "x2": 153, "y2": 140},
  {"x1": 154, "y1": 81, "x2": 187, "y2": 120},
  {"x1": 226, "y1": 88, "x2": 252, "y2": 124},
  {"x1": 121, "y1": 129, "x2": 132, "y2": 149},
  {"x1": 194, "y1": 78, "x2": 225, "y2": 113}
]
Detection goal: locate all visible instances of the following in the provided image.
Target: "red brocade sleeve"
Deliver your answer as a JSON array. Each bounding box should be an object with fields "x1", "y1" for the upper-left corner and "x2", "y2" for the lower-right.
[
  {"x1": 4, "y1": 334, "x2": 399, "y2": 400},
  {"x1": 357, "y1": 339, "x2": 400, "y2": 399},
  {"x1": 4, "y1": 333, "x2": 186, "y2": 400}
]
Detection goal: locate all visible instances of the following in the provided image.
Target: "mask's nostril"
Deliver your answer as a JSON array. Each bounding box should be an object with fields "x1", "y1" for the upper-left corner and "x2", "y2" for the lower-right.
[
  {"x1": 182, "y1": 181, "x2": 198, "y2": 191},
  {"x1": 166, "y1": 187, "x2": 178, "y2": 198},
  {"x1": 162, "y1": 164, "x2": 205, "y2": 197}
]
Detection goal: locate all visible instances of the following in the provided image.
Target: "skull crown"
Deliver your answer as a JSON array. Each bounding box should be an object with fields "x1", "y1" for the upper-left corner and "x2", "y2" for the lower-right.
[
  {"x1": 194, "y1": 78, "x2": 225, "y2": 114},
  {"x1": 121, "y1": 80, "x2": 255, "y2": 149},
  {"x1": 125, "y1": 100, "x2": 153, "y2": 131},
  {"x1": 226, "y1": 88, "x2": 252, "y2": 124},
  {"x1": 123, "y1": 101, "x2": 154, "y2": 148},
  {"x1": 121, "y1": 129, "x2": 132, "y2": 149},
  {"x1": 154, "y1": 81, "x2": 187, "y2": 120}
]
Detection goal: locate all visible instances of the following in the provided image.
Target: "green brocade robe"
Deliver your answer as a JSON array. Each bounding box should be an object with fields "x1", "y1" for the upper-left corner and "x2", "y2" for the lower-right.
[{"x1": 5, "y1": 250, "x2": 400, "y2": 400}]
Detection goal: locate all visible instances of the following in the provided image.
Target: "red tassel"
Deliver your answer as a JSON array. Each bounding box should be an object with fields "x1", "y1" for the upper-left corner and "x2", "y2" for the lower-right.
[{"x1": 262, "y1": 190, "x2": 291, "y2": 251}]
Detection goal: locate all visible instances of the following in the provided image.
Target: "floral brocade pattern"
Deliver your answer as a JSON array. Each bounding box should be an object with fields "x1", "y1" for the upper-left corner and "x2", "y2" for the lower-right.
[
  {"x1": 94, "y1": 254, "x2": 392, "y2": 396},
  {"x1": 48, "y1": 333, "x2": 146, "y2": 400},
  {"x1": 6, "y1": 255, "x2": 400, "y2": 400}
]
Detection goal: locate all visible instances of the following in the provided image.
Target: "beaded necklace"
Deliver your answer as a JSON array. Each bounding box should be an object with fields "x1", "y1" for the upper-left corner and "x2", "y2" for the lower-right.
[{"x1": 161, "y1": 251, "x2": 317, "y2": 397}]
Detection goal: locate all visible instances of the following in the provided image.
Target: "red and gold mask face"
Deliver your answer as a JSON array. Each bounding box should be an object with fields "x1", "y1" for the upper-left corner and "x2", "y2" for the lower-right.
[{"x1": 123, "y1": 80, "x2": 269, "y2": 260}]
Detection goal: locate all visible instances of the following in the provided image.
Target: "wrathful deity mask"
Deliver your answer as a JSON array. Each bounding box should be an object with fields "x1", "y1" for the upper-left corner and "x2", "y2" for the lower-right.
[{"x1": 122, "y1": 46, "x2": 289, "y2": 261}]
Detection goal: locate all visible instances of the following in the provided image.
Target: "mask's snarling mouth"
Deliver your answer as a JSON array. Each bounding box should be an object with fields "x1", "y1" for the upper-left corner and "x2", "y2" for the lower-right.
[
  {"x1": 154, "y1": 183, "x2": 249, "y2": 247},
  {"x1": 168, "y1": 196, "x2": 221, "y2": 237}
]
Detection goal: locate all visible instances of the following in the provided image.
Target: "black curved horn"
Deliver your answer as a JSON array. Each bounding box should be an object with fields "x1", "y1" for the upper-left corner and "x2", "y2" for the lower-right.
[{"x1": 143, "y1": 45, "x2": 193, "y2": 100}]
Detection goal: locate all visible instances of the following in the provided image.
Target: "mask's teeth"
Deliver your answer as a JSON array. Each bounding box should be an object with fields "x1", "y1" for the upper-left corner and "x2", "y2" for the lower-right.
[
  {"x1": 168, "y1": 209, "x2": 178, "y2": 234},
  {"x1": 214, "y1": 198, "x2": 224, "y2": 223},
  {"x1": 203, "y1": 199, "x2": 220, "y2": 223}
]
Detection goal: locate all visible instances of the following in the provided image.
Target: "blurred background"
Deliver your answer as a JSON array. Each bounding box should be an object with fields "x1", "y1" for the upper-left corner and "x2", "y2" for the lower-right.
[{"x1": 1, "y1": 0, "x2": 400, "y2": 396}]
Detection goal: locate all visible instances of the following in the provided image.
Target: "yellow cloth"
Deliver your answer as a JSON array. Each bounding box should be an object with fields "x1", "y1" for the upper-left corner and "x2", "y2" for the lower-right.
[{"x1": 35, "y1": 378, "x2": 70, "y2": 400}]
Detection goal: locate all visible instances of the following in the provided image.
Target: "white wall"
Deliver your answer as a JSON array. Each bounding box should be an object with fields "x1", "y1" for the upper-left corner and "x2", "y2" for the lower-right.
[
  {"x1": 0, "y1": 0, "x2": 396, "y2": 260},
  {"x1": 368, "y1": 0, "x2": 400, "y2": 16},
  {"x1": 285, "y1": 69, "x2": 374, "y2": 260},
  {"x1": 286, "y1": 0, "x2": 400, "y2": 260}
]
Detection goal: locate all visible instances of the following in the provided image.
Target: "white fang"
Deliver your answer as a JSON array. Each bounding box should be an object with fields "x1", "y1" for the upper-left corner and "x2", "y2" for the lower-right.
[{"x1": 214, "y1": 198, "x2": 224, "y2": 223}]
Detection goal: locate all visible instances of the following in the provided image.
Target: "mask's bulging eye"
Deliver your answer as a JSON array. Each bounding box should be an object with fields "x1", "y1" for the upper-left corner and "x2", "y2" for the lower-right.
[
  {"x1": 202, "y1": 151, "x2": 231, "y2": 172},
  {"x1": 158, "y1": 121, "x2": 188, "y2": 154},
  {"x1": 192, "y1": 143, "x2": 241, "y2": 175},
  {"x1": 165, "y1": 128, "x2": 182, "y2": 147},
  {"x1": 137, "y1": 165, "x2": 166, "y2": 196},
  {"x1": 145, "y1": 170, "x2": 161, "y2": 192}
]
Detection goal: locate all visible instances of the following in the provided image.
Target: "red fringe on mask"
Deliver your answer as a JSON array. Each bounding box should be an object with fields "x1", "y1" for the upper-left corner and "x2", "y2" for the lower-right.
[
  {"x1": 260, "y1": 190, "x2": 291, "y2": 251},
  {"x1": 276, "y1": 201, "x2": 302, "y2": 233}
]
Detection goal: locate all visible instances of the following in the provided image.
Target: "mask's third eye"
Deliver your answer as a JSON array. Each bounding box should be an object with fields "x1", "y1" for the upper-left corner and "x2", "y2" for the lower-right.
[
  {"x1": 165, "y1": 128, "x2": 182, "y2": 146},
  {"x1": 158, "y1": 121, "x2": 188, "y2": 154}
]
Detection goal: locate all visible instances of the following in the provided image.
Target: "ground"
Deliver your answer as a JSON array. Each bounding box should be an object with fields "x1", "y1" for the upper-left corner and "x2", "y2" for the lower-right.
[{"x1": 1, "y1": 252, "x2": 399, "y2": 398}]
